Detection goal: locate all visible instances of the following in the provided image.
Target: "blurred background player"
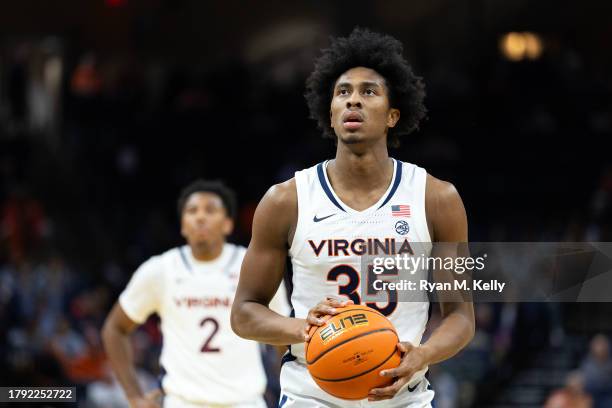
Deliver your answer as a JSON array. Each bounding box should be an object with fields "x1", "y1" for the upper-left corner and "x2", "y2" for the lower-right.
[
  {"x1": 231, "y1": 28, "x2": 474, "y2": 407},
  {"x1": 102, "y1": 179, "x2": 289, "y2": 408}
]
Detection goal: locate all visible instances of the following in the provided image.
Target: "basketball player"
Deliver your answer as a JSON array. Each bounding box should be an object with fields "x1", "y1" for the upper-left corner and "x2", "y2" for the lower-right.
[
  {"x1": 102, "y1": 180, "x2": 289, "y2": 408},
  {"x1": 231, "y1": 28, "x2": 475, "y2": 407}
]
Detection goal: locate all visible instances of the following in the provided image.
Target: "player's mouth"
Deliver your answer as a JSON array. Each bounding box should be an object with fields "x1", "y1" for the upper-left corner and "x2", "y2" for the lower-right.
[
  {"x1": 194, "y1": 225, "x2": 209, "y2": 234},
  {"x1": 342, "y1": 111, "x2": 364, "y2": 130}
]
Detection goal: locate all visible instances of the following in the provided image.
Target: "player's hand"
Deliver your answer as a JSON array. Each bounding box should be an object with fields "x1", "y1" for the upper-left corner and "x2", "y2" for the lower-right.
[
  {"x1": 304, "y1": 297, "x2": 354, "y2": 342},
  {"x1": 128, "y1": 389, "x2": 162, "y2": 408},
  {"x1": 368, "y1": 342, "x2": 428, "y2": 401}
]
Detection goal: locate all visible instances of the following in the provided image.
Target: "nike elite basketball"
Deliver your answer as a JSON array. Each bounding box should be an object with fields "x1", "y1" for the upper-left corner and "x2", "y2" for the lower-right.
[{"x1": 305, "y1": 305, "x2": 402, "y2": 400}]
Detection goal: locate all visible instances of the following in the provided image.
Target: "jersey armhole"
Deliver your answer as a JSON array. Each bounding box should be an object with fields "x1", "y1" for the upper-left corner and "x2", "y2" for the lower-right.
[
  {"x1": 421, "y1": 168, "x2": 433, "y2": 244},
  {"x1": 156, "y1": 252, "x2": 173, "y2": 314},
  {"x1": 289, "y1": 171, "x2": 307, "y2": 256}
]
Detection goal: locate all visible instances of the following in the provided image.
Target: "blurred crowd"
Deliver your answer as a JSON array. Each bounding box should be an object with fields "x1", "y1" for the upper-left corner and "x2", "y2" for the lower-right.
[{"x1": 1, "y1": 21, "x2": 612, "y2": 407}]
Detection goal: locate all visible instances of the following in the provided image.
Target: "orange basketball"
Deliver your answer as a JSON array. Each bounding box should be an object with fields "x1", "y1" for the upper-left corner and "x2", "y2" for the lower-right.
[{"x1": 305, "y1": 305, "x2": 401, "y2": 400}]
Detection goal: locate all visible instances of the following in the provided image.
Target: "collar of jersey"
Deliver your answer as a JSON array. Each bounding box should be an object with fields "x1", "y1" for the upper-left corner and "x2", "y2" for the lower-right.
[
  {"x1": 316, "y1": 158, "x2": 402, "y2": 215},
  {"x1": 179, "y1": 244, "x2": 236, "y2": 274}
]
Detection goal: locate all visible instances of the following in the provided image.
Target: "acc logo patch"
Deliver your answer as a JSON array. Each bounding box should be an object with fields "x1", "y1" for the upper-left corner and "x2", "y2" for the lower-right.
[{"x1": 395, "y1": 220, "x2": 410, "y2": 235}]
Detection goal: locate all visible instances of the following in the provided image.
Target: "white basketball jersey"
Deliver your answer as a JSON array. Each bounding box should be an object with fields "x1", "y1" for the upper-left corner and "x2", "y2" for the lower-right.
[
  {"x1": 288, "y1": 159, "x2": 431, "y2": 381},
  {"x1": 119, "y1": 243, "x2": 289, "y2": 405}
]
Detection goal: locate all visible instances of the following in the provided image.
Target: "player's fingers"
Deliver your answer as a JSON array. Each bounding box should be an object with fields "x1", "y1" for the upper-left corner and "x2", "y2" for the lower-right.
[
  {"x1": 368, "y1": 380, "x2": 403, "y2": 400},
  {"x1": 379, "y1": 364, "x2": 413, "y2": 378},
  {"x1": 307, "y1": 298, "x2": 353, "y2": 326},
  {"x1": 304, "y1": 324, "x2": 315, "y2": 342},
  {"x1": 320, "y1": 314, "x2": 333, "y2": 323},
  {"x1": 368, "y1": 395, "x2": 393, "y2": 402},
  {"x1": 306, "y1": 312, "x2": 326, "y2": 326},
  {"x1": 397, "y1": 341, "x2": 414, "y2": 354},
  {"x1": 310, "y1": 303, "x2": 337, "y2": 317},
  {"x1": 325, "y1": 297, "x2": 354, "y2": 307},
  {"x1": 318, "y1": 304, "x2": 339, "y2": 316}
]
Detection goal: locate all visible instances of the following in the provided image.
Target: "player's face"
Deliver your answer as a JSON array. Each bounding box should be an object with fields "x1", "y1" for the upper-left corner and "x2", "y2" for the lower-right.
[
  {"x1": 330, "y1": 67, "x2": 400, "y2": 146},
  {"x1": 180, "y1": 192, "x2": 233, "y2": 247}
]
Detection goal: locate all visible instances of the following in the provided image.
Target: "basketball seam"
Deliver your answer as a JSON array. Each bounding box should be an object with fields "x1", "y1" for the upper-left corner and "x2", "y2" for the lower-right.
[
  {"x1": 306, "y1": 327, "x2": 397, "y2": 365},
  {"x1": 305, "y1": 307, "x2": 386, "y2": 360},
  {"x1": 310, "y1": 346, "x2": 399, "y2": 382}
]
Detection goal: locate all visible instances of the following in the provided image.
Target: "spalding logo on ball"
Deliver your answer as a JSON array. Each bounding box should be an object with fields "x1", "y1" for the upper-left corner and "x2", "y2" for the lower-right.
[{"x1": 305, "y1": 305, "x2": 401, "y2": 400}]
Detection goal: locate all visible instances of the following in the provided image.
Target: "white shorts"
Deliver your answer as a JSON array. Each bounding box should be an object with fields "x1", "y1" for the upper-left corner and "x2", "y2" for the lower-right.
[
  {"x1": 163, "y1": 394, "x2": 268, "y2": 408},
  {"x1": 279, "y1": 360, "x2": 434, "y2": 408}
]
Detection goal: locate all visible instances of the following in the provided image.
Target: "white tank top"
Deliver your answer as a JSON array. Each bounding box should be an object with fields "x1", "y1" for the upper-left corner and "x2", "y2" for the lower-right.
[
  {"x1": 288, "y1": 158, "x2": 431, "y2": 381},
  {"x1": 119, "y1": 243, "x2": 289, "y2": 405}
]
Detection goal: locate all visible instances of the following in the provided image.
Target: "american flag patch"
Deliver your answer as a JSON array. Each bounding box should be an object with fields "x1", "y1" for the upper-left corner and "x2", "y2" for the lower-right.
[{"x1": 391, "y1": 205, "x2": 411, "y2": 217}]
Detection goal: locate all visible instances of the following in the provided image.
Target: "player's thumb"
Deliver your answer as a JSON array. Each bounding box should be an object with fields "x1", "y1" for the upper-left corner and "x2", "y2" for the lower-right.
[{"x1": 397, "y1": 342, "x2": 414, "y2": 354}]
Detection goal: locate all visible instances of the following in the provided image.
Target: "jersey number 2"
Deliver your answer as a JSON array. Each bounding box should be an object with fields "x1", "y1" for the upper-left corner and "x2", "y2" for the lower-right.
[
  {"x1": 327, "y1": 264, "x2": 397, "y2": 317},
  {"x1": 200, "y1": 317, "x2": 221, "y2": 353}
]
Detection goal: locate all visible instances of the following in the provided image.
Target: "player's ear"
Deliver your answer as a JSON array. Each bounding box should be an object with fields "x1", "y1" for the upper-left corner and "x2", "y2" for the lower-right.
[
  {"x1": 387, "y1": 108, "x2": 400, "y2": 128},
  {"x1": 223, "y1": 217, "x2": 234, "y2": 236},
  {"x1": 180, "y1": 215, "x2": 187, "y2": 239}
]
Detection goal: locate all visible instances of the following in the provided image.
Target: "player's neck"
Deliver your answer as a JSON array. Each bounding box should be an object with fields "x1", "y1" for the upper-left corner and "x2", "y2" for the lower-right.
[
  {"x1": 331, "y1": 141, "x2": 392, "y2": 190},
  {"x1": 190, "y1": 241, "x2": 224, "y2": 262}
]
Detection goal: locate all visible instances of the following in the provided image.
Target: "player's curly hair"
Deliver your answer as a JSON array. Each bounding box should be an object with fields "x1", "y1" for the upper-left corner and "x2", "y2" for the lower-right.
[
  {"x1": 305, "y1": 27, "x2": 427, "y2": 148},
  {"x1": 177, "y1": 179, "x2": 237, "y2": 220}
]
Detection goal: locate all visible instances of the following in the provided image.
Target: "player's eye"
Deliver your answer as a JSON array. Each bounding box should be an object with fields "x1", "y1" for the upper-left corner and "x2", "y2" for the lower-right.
[
  {"x1": 206, "y1": 204, "x2": 223, "y2": 214},
  {"x1": 338, "y1": 88, "x2": 349, "y2": 95},
  {"x1": 364, "y1": 88, "x2": 376, "y2": 96}
]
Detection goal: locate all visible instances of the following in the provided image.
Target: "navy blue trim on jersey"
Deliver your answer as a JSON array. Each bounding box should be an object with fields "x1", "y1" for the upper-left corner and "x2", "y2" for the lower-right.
[
  {"x1": 279, "y1": 394, "x2": 288, "y2": 408},
  {"x1": 281, "y1": 351, "x2": 297, "y2": 366},
  {"x1": 285, "y1": 257, "x2": 294, "y2": 301},
  {"x1": 378, "y1": 159, "x2": 403, "y2": 209},
  {"x1": 157, "y1": 364, "x2": 167, "y2": 393},
  {"x1": 282, "y1": 308, "x2": 297, "y2": 366},
  {"x1": 317, "y1": 162, "x2": 346, "y2": 212},
  {"x1": 179, "y1": 246, "x2": 192, "y2": 273}
]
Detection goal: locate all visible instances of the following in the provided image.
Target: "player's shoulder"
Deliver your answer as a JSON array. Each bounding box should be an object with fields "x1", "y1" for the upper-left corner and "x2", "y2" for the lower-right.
[
  {"x1": 260, "y1": 177, "x2": 297, "y2": 213},
  {"x1": 250, "y1": 177, "x2": 298, "y2": 244},
  {"x1": 425, "y1": 173, "x2": 462, "y2": 205},
  {"x1": 262, "y1": 161, "x2": 326, "y2": 209},
  {"x1": 425, "y1": 173, "x2": 467, "y2": 241},
  {"x1": 139, "y1": 246, "x2": 184, "y2": 271}
]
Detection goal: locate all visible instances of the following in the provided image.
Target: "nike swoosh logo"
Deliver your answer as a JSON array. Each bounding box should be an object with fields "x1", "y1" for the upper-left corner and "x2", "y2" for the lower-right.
[
  {"x1": 313, "y1": 213, "x2": 336, "y2": 222},
  {"x1": 407, "y1": 381, "x2": 420, "y2": 392}
]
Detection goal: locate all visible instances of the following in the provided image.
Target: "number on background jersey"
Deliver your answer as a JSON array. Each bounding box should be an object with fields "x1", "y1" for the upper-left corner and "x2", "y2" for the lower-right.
[
  {"x1": 200, "y1": 317, "x2": 221, "y2": 353},
  {"x1": 326, "y1": 265, "x2": 397, "y2": 316}
]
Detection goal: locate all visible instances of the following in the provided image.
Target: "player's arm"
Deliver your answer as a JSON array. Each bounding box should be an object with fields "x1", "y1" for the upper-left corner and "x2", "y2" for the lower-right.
[
  {"x1": 102, "y1": 304, "x2": 158, "y2": 408},
  {"x1": 416, "y1": 176, "x2": 475, "y2": 363},
  {"x1": 231, "y1": 180, "x2": 348, "y2": 344},
  {"x1": 102, "y1": 258, "x2": 162, "y2": 408},
  {"x1": 231, "y1": 180, "x2": 306, "y2": 345},
  {"x1": 371, "y1": 176, "x2": 475, "y2": 401}
]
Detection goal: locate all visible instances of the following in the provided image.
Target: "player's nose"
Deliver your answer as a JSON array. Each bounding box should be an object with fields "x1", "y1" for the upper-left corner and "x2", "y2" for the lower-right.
[
  {"x1": 195, "y1": 209, "x2": 208, "y2": 222},
  {"x1": 346, "y1": 91, "x2": 362, "y2": 108}
]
